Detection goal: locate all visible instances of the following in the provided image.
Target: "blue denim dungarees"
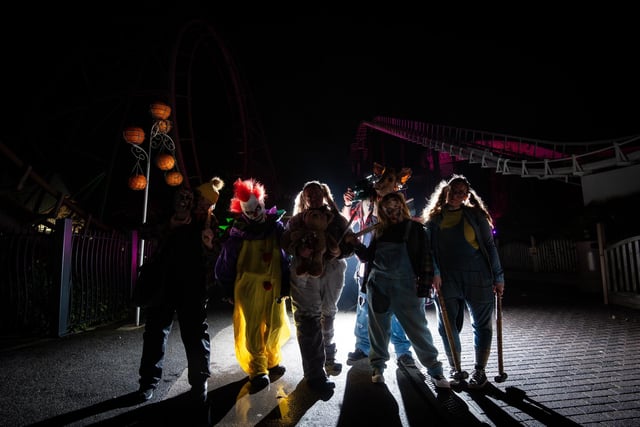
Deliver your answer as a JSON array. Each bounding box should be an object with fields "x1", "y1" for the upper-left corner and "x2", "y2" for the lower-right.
[
  {"x1": 367, "y1": 221, "x2": 443, "y2": 378},
  {"x1": 437, "y1": 213, "x2": 494, "y2": 366}
]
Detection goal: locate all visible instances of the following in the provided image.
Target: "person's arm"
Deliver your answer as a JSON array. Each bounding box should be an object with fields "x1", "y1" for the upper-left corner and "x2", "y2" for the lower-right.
[
  {"x1": 415, "y1": 222, "x2": 434, "y2": 276},
  {"x1": 473, "y1": 211, "x2": 505, "y2": 296},
  {"x1": 214, "y1": 236, "x2": 242, "y2": 301},
  {"x1": 276, "y1": 221, "x2": 291, "y2": 301},
  {"x1": 414, "y1": 222, "x2": 434, "y2": 297},
  {"x1": 343, "y1": 231, "x2": 372, "y2": 263},
  {"x1": 341, "y1": 188, "x2": 355, "y2": 219},
  {"x1": 424, "y1": 220, "x2": 442, "y2": 292},
  {"x1": 332, "y1": 207, "x2": 358, "y2": 259}
]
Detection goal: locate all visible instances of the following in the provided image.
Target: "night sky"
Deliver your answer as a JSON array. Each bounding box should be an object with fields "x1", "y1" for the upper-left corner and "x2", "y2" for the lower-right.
[{"x1": 2, "y1": 14, "x2": 638, "y2": 229}]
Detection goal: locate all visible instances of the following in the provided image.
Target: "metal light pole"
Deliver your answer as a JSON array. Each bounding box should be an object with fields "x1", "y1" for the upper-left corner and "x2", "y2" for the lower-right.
[{"x1": 123, "y1": 102, "x2": 183, "y2": 325}]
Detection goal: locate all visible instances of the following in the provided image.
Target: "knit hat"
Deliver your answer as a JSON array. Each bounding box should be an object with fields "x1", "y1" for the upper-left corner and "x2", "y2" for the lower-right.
[{"x1": 197, "y1": 177, "x2": 225, "y2": 206}]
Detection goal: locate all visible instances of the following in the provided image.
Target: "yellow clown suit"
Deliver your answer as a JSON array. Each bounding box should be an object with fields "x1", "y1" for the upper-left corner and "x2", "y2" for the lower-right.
[{"x1": 214, "y1": 178, "x2": 291, "y2": 391}]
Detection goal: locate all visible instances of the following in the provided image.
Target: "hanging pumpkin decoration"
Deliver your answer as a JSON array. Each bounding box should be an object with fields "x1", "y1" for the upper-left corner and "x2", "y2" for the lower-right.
[
  {"x1": 150, "y1": 102, "x2": 171, "y2": 120},
  {"x1": 123, "y1": 127, "x2": 145, "y2": 145},
  {"x1": 155, "y1": 153, "x2": 176, "y2": 171},
  {"x1": 156, "y1": 119, "x2": 172, "y2": 134},
  {"x1": 165, "y1": 170, "x2": 183, "y2": 186},
  {"x1": 128, "y1": 174, "x2": 147, "y2": 191}
]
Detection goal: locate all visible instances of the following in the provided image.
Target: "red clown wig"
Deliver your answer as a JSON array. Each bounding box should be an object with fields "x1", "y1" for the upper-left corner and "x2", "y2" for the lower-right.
[{"x1": 229, "y1": 178, "x2": 266, "y2": 214}]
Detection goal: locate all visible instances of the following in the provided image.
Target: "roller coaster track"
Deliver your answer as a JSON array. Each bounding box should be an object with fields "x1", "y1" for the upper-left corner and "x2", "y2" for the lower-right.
[{"x1": 354, "y1": 116, "x2": 640, "y2": 184}]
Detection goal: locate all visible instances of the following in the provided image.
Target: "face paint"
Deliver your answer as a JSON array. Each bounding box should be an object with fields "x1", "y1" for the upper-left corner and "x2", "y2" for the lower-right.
[{"x1": 241, "y1": 194, "x2": 265, "y2": 222}]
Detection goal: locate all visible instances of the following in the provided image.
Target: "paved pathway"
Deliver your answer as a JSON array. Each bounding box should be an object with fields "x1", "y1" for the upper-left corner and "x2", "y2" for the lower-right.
[{"x1": 1, "y1": 282, "x2": 640, "y2": 426}]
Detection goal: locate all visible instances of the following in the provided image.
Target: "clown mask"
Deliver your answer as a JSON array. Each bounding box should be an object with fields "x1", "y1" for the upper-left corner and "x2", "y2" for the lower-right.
[{"x1": 241, "y1": 193, "x2": 265, "y2": 223}]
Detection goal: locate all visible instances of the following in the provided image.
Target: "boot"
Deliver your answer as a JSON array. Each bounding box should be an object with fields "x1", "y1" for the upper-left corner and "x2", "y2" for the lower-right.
[{"x1": 324, "y1": 343, "x2": 342, "y2": 376}]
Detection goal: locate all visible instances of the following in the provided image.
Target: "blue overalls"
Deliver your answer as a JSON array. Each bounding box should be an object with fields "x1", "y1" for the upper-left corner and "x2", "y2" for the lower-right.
[
  {"x1": 366, "y1": 221, "x2": 443, "y2": 378},
  {"x1": 436, "y1": 213, "x2": 494, "y2": 369}
]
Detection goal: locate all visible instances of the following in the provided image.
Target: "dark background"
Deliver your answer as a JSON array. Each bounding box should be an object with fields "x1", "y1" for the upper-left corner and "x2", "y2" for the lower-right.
[{"x1": 2, "y1": 14, "x2": 638, "y2": 237}]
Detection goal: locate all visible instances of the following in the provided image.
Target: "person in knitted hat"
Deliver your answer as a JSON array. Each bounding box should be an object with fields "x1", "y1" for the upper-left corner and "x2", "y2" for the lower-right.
[
  {"x1": 136, "y1": 176, "x2": 225, "y2": 406},
  {"x1": 215, "y1": 178, "x2": 291, "y2": 392},
  {"x1": 196, "y1": 177, "x2": 224, "y2": 207}
]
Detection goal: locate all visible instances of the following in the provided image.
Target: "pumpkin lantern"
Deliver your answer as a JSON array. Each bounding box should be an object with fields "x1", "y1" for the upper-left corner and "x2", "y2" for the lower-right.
[
  {"x1": 150, "y1": 102, "x2": 171, "y2": 120},
  {"x1": 123, "y1": 127, "x2": 145, "y2": 145},
  {"x1": 165, "y1": 171, "x2": 183, "y2": 186},
  {"x1": 128, "y1": 174, "x2": 147, "y2": 191},
  {"x1": 155, "y1": 153, "x2": 176, "y2": 171}
]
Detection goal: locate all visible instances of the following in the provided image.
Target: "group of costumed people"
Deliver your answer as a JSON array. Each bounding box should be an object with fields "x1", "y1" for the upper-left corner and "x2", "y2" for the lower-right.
[{"x1": 135, "y1": 164, "x2": 504, "y2": 403}]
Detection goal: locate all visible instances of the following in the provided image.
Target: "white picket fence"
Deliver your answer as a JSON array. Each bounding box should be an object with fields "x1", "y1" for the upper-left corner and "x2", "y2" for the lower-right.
[{"x1": 498, "y1": 232, "x2": 640, "y2": 309}]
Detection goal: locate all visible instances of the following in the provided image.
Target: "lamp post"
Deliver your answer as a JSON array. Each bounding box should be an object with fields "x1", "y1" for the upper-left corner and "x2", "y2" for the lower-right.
[{"x1": 123, "y1": 101, "x2": 183, "y2": 325}]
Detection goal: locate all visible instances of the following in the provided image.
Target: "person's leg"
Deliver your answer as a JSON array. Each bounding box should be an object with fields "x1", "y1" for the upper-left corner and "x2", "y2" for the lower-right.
[
  {"x1": 232, "y1": 273, "x2": 278, "y2": 381},
  {"x1": 138, "y1": 304, "x2": 175, "y2": 398},
  {"x1": 348, "y1": 290, "x2": 370, "y2": 363},
  {"x1": 264, "y1": 291, "x2": 291, "y2": 372},
  {"x1": 391, "y1": 279, "x2": 444, "y2": 381},
  {"x1": 366, "y1": 280, "x2": 392, "y2": 383},
  {"x1": 349, "y1": 288, "x2": 370, "y2": 359},
  {"x1": 290, "y1": 269, "x2": 330, "y2": 390},
  {"x1": 435, "y1": 273, "x2": 465, "y2": 372},
  {"x1": 320, "y1": 258, "x2": 347, "y2": 375},
  {"x1": 390, "y1": 314, "x2": 414, "y2": 366},
  {"x1": 177, "y1": 298, "x2": 211, "y2": 391},
  {"x1": 464, "y1": 271, "x2": 494, "y2": 388}
]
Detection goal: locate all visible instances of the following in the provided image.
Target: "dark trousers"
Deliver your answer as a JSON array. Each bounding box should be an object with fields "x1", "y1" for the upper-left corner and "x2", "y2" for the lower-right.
[{"x1": 139, "y1": 298, "x2": 211, "y2": 388}]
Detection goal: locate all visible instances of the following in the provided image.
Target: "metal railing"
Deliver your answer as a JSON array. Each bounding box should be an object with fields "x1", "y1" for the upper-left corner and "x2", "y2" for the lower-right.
[
  {"x1": 2, "y1": 225, "x2": 639, "y2": 340},
  {"x1": 499, "y1": 237, "x2": 577, "y2": 274},
  {"x1": 605, "y1": 236, "x2": 640, "y2": 294},
  {"x1": 0, "y1": 219, "x2": 135, "y2": 338}
]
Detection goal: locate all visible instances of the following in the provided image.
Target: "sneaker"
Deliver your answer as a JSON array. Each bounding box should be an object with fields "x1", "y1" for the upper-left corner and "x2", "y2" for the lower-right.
[
  {"x1": 469, "y1": 368, "x2": 488, "y2": 389},
  {"x1": 268, "y1": 365, "x2": 286, "y2": 376},
  {"x1": 347, "y1": 348, "x2": 368, "y2": 365},
  {"x1": 325, "y1": 360, "x2": 343, "y2": 376},
  {"x1": 307, "y1": 376, "x2": 336, "y2": 392},
  {"x1": 397, "y1": 353, "x2": 416, "y2": 368},
  {"x1": 249, "y1": 374, "x2": 270, "y2": 393},
  {"x1": 372, "y1": 368, "x2": 385, "y2": 384},
  {"x1": 431, "y1": 374, "x2": 451, "y2": 389},
  {"x1": 136, "y1": 386, "x2": 154, "y2": 402}
]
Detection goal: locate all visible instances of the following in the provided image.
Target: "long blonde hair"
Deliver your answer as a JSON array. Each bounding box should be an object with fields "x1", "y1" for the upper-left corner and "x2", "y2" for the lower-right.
[
  {"x1": 292, "y1": 180, "x2": 341, "y2": 215},
  {"x1": 421, "y1": 174, "x2": 494, "y2": 228}
]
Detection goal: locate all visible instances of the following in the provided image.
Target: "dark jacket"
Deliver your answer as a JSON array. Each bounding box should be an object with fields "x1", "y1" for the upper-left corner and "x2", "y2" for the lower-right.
[{"x1": 134, "y1": 215, "x2": 219, "y2": 307}]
